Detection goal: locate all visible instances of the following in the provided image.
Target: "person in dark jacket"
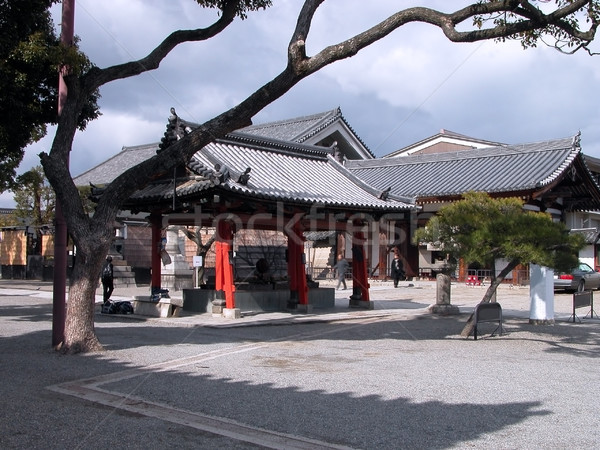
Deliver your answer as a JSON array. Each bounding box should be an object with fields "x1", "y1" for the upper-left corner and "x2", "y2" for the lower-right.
[
  {"x1": 391, "y1": 252, "x2": 405, "y2": 288},
  {"x1": 101, "y1": 256, "x2": 114, "y2": 303}
]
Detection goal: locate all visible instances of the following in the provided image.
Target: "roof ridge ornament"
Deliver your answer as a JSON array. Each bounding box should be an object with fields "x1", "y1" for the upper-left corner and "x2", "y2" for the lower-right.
[
  {"x1": 572, "y1": 131, "x2": 581, "y2": 149},
  {"x1": 330, "y1": 141, "x2": 344, "y2": 164},
  {"x1": 158, "y1": 107, "x2": 192, "y2": 152},
  {"x1": 237, "y1": 167, "x2": 251, "y2": 185},
  {"x1": 378, "y1": 186, "x2": 392, "y2": 200},
  {"x1": 211, "y1": 163, "x2": 230, "y2": 185}
]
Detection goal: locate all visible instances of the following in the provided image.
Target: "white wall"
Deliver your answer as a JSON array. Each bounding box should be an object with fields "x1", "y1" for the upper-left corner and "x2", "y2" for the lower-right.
[{"x1": 579, "y1": 244, "x2": 595, "y2": 268}]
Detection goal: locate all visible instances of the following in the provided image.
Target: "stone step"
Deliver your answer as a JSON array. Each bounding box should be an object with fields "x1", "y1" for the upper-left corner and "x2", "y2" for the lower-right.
[
  {"x1": 112, "y1": 260, "x2": 130, "y2": 267},
  {"x1": 114, "y1": 272, "x2": 135, "y2": 279},
  {"x1": 114, "y1": 278, "x2": 137, "y2": 287},
  {"x1": 108, "y1": 257, "x2": 137, "y2": 287}
]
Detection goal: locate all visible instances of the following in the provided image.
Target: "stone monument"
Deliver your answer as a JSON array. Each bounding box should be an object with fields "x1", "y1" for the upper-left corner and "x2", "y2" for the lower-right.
[
  {"x1": 161, "y1": 227, "x2": 193, "y2": 290},
  {"x1": 429, "y1": 273, "x2": 459, "y2": 315}
]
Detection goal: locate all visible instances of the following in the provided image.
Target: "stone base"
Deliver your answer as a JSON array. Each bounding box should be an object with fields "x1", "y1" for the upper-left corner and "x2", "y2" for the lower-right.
[
  {"x1": 133, "y1": 296, "x2": 183, "y2": 318},
  {"x1": 223, "y1": 308, "x2": 241, "y2": 319},
  {"x1": 428, "y1": 304, "x2": 460, "y2": 315},
  {"x1": 296, "y1": 304, "x2": 313, "y2": 313},
  {"x1": 182, "y1": 288, "x2": 335, "y2": 314},
  {"x1": 529, "y1": 318, "x2": 555, "y2": 325},
  {"x1": 349, "y1": 299, "x2": 374, "y2": 310},
  {"x1": 161, "y1": 271, "x2": 193, "y2": 291}
]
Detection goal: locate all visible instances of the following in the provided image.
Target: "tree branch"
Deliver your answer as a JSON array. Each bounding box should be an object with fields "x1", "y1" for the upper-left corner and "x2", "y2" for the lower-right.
[
  {"x1": 82, "y1": 0, "x2": 239, "y2": 91},
  {"x1": 444, "y1": 0, "x2": 598, "y2": 43}
]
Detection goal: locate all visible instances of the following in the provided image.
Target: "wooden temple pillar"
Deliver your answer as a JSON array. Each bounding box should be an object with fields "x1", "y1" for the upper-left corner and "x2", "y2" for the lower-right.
[
  {"x1": 458, "y1": 259, "x2": 467, "y2": 282},
  {"x1": 214, "y1": 219, "x2": 239, "y2": 318},
  {"x1": 286, "y1": 221, "x2": 310, "y2": 312},
  {"x1": 150, "y1": 213, "x2": 162, "y2": 293},
  {"x1": 349, "y1": 220, "x2": 373, "y2": 309}
]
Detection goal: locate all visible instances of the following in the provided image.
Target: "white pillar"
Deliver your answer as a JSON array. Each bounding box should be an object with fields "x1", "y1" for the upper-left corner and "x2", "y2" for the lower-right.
[{"x1": 529, "y1": 264, "x2": 555, "y2": 324}]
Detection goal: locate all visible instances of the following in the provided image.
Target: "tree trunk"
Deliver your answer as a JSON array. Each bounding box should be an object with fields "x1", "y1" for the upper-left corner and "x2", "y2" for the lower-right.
[
  {"x1": 460, "y1": 259, "x2": 519, "y2": 337},
  {"x1": 61, "y1": 236, "x2": 112, "y2": 353}
]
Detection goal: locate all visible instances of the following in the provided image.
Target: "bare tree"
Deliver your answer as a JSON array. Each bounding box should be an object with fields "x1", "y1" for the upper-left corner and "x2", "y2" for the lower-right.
[
  {"x1": 39, "y1": 0, "x2": 599, "y2": 352},
  {"x1": 179, "y1": 226, "x2": 216, "y2": 286}
]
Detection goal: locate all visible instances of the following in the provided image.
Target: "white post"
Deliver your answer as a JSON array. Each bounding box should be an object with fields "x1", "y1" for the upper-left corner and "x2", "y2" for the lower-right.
[{"x1": 529, "y1": 264, "x2": 555, "y2": 324}]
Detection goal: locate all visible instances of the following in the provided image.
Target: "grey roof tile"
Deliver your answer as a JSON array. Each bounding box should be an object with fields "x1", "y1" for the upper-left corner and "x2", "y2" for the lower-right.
[
  {"x1": 240, "y1": 108, "x2": 374, "y2": 158},
  {"x1": 74, "y1": 108, "x2": 373, "y2": 188},
  {"x1": 73, "y1": 143, "x2": 159, "y2": 186},
  {"x1": 347, "y1": 137, "x2": 580, "y2": 198},
  {"x1": 241, "y1": 109, "x2": 342, "y2": 142},
  {"x1": 570, "y1": 228, "x2": 600, "y2": 244},
  {"x1": 384, "y1": 129, "x2": 505, "y2": 158},
  {"x1": 130, "y1": 136, "x2": 413, "y2": 211}
]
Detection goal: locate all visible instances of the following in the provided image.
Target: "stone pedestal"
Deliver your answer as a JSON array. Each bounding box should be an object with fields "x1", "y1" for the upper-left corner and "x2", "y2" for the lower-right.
[
  {"x1": 133, "y1": 296, "x2": 183, "y2": 318},
  {"x1": 211, "y1": 294, "x2": 226, "y2": 316},
  {"x1": 297, "y1": 304, "x2": 313, "y2": 313},
  {"x1": 349, "y1": 298, "x2": 374, "y2": 309},
  {"x1": 223, "y1": 308, "x2": 241, "y2": 319},
  {"x1": 429, "y1": 273, "x2": 459, "y2": 315}
]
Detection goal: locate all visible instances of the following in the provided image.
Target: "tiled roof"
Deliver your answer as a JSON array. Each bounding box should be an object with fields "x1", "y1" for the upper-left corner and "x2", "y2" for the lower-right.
[
  {"x1": 304, "y1": 230, "x2": 336, "y2": 241},
  {"x1": 347, "y1": 136, "x2": 583, "y2": 199},
  {"x1": 384, "y1": 129, "x2": 505, "y2": 158},
  {"x1": 570, "y1": 228, "x2": 600, "y2": 244},
  {"x1": 73, "y1": 143, "x2": 159, "y2": 186},
  {"x1": 241, "y1": 108, "x2": 341, "y2": 142},
  {"x1": 73, "y1": 107, "x2": 379, "y2": 190},
  {"x1": 128, "y1": 135, "x2": 414, "y2": 212},
  {"x1": 240, "y1": 108, "x2": 374, "y2": 158}
]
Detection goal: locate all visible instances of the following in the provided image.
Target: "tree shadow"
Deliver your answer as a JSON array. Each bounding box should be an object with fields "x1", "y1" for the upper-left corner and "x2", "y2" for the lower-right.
[
  {"x1": 0, "y1": 302, "x2": 53, "y2": 322},
  {"x1": 100, "y1": 368, "x2": 549, "y2": 449},
  {"x1": 496, "y1": 319, "x2": 600, "y2": 358}
]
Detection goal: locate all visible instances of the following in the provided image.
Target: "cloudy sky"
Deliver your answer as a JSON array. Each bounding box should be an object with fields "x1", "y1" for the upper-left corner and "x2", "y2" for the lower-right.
[{"x1": 3, "y1": 0, "x2": 600, "y2": 207}]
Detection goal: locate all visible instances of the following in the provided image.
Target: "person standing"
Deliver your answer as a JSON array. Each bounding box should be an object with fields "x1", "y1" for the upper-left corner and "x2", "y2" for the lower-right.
[
  {"x1": 333, "y1": 255, "x2": 349, "y2": 290},
  {"x1": 391, "y1": 252, "x2": 405, "y2": 288},
  {"x1": 101, "y1": 256, "x2": 114, "y2": 303}
]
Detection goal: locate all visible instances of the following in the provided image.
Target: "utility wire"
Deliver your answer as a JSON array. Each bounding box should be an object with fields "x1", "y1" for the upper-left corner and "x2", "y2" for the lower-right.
[{"x1": 373, "y1": 41, "x2": 485, "y2": 154}]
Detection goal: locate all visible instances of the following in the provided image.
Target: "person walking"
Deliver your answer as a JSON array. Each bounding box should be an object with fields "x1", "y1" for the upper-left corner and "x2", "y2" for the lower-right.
[
  {"x1": 101, "y1": 256, "x2": 114, "y2": 303},
  {"x1": 391, "y1": 252, "x2": 405, "y2": 288},
  {"x1": 334, "y1": 255, "x2": 349, "y2": 290}
]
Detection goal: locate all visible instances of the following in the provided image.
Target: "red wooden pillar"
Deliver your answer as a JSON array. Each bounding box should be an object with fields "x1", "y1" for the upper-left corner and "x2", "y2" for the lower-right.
[
  {"x1": 351, "y1": 222, "x2": 370, "y2": 304},
  {"x1": 215, "y1": 220, "x2": 236, "y2": 309},
  {"x1": 150, "y1": 213, "x2": 162, "y2": 291},
  {"x1": 287, "y1": 222, "x2": 308, "y2": 308},
  {"x1": 287, "y1": 231, "x2": 297, "y2": 293},
  {"x1": 295, "y1": 223, "x2": 308, "y2": 306},
  {"x1": 458, "y1": 259, "x2": 467, "y2": 282}
]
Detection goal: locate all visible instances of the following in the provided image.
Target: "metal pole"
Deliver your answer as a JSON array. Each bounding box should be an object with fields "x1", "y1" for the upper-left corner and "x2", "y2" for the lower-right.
[{"x1": 52, "y1": 0, "x2": 75, "y2": 348}]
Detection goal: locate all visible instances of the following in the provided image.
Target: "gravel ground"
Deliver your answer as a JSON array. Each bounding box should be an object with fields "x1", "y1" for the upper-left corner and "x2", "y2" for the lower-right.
[{"x1": 1, "y1": 279, "x2": 599, "y2": 449}]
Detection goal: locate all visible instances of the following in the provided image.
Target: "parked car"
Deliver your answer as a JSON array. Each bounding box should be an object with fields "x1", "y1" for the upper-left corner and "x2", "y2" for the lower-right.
[{"x1": 553, "y1": 262, "x2": 600, "y2": 292}]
